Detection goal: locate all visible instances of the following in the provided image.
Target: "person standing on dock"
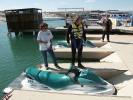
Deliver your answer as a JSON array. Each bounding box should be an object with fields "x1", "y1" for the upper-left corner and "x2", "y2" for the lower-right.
[
  {"x1": 101, "y1": 15, "x2": 112, "y2": 42},
  {"x1": 37, "y1": 23, "x2": 61, "y2": 70},
  {"x1": 66, "y1": 15, "x2": 86, "y2": 69}
]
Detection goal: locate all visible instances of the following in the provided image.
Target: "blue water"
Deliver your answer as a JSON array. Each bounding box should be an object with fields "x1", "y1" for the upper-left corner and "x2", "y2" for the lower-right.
[
  {"x1": 0, "y1": 19, "x2": 71, "y2": 98},
  {"x1": 43, "y1": 18, "x2": 65, "y2": 27}
]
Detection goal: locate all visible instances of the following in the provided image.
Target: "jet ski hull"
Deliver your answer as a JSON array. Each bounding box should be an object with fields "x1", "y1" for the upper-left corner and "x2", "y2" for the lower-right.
[
  {"x1": 21, "y1": 67, "x2": 116, "y2": 95},
  {"x1": 21, "y1": 78, "x2": 116, "y2": 95}
]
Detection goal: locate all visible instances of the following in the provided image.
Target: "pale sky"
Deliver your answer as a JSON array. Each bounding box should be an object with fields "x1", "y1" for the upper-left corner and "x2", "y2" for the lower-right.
[{"x1": 0, "y1": 0, "x2": 133, "y2": 12}]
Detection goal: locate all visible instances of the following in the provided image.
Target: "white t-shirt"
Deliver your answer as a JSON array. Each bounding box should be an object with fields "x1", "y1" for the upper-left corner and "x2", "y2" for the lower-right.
[{"x1": 37, "y1": 30, "x2": 53, "y2": 51}]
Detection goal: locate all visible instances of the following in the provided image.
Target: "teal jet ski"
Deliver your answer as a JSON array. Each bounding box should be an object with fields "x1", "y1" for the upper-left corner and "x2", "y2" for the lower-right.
[
  {"x1": 21, "y1": 66, "x2": 116, "y2": 95},
  {"x1": 55, "y1": 40, "x2": 96, "y2": 48}
]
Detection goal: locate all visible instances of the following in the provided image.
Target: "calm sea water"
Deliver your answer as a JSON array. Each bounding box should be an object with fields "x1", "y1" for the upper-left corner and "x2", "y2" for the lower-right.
[{"x1": 0, "y1": 19, "x2": 70, "y2": 98}]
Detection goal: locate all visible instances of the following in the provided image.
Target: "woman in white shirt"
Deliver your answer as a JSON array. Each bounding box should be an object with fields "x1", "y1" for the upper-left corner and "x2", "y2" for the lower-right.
[{"x1": 37, "y1": 23, "x2": 60, "y2": 70}]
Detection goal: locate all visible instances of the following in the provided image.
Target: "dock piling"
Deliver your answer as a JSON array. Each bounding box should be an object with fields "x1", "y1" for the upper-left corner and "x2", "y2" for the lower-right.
[
  {"x1": 18, "y1": 31, "x2": 23, "y2": 36},
  {"x1": 33, "y1": 31, "x2": 35, "y2": 35}
]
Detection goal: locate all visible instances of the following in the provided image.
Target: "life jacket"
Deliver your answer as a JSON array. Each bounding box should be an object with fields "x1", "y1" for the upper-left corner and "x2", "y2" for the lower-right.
[{"x1": 71, "y1": 23, "x2": 83, "y2": 39}]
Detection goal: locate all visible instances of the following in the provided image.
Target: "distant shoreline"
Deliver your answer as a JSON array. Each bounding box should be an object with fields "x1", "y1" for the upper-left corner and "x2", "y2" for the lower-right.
[
  {"x1": 0, "y1": 20, "x2": 6, "y2": 23},
  {"x1": 0, "y1": 21, "x2": 5, "y2": 23},
  {"x1": 0, "y1": 16, "x2": 6, "y2": 23},
  {"x1": 0, "y1": 16, "x2": 66, "y2": 23}
]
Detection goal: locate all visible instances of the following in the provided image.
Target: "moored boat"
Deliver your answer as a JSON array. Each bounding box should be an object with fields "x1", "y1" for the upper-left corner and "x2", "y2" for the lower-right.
[
  {"x1": 20, "y1": 66, "x2": 116, "y2": 95},
  {"x1": 55, "y1": 40, "x2": 96, "y2": 48}
]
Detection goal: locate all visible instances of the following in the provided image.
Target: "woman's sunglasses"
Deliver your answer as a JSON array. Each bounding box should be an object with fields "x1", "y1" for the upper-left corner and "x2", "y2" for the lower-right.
[{"x1": 43, "y1": 28, "x2": 48, "y2": 29}]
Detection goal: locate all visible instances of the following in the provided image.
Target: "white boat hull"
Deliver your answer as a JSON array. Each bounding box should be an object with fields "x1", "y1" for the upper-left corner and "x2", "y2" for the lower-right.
[{"x1": 21, "y1": 78, "x2": 116, "y2": 95}]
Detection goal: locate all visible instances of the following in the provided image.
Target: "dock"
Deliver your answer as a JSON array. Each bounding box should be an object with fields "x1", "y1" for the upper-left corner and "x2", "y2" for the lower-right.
[
  {"x1": 47, "y1": 25, "x2": 133, "y2": 35},
  {"x1": 54, "y1": 48, "x2": 114, "y2": 60},
  {"x1": 5, "y1": 24, "x2": 133, "y2": 35},
  {"x1": 38, "y1": 62, "x2": 127, "y2": 80},
  {"x1": 3, "y1": 89, "x2": 133, "y2": 100},
  {"x1": 2, "y1": 34, "x2": 133, "y2": 99}
]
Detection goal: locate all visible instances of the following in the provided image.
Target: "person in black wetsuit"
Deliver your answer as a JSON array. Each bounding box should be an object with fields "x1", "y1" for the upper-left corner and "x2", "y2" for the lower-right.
[
  {"x1": 101, "y1": 15, "x2": 112, "y2": 42},
  {"x1": 66, "y1": 15, "x2": 86, "y2": 69}
]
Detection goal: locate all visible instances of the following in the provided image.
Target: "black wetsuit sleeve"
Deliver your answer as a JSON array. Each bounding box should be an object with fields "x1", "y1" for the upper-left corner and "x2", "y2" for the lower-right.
[
  {"x1": 66, "y1": 24, "x2": 72, "y2": 43},
  {"x1": 82, "y1": 27, "x2": 86, "y2": 41}
]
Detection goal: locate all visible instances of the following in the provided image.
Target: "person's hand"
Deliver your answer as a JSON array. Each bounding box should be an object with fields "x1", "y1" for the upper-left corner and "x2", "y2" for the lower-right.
[
  {"x1": 49, "y1": 47, "x2": 52, "y2": 50},
  {"x1": 84, "y1": 41, "x2": 87, "y2": 46},
  {"x1": 44, "y1": 42, "x2": 48, "y2": 44},
  {"x1": 49, "y1": 46, "x2": 54, "y2": 50},
  {"x1": 101, "y1": 18, "x2": 104, "y2": 23},
  {"x1": 52, "y1": 46, "x2": 56, "y2": 50},
  {"x1": 67, "y1": 43, "x2": 70, "y2": 46}
]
